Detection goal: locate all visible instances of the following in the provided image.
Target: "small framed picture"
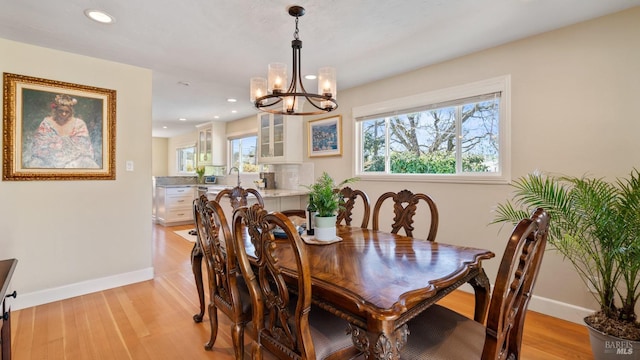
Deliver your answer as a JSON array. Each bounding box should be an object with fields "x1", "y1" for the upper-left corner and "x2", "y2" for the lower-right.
[
  {"x1": 3, "y1": 73, "x2": 116, "y2": 180},
  {"x1": 307, "y1": 115, "x2": 342, "y2": 158}
]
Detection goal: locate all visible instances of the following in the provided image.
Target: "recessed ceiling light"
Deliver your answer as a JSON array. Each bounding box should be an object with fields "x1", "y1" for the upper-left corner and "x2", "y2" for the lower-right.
[
  {"x1": 227, "y1": 98, "x2": 237, "y2": 103},
  {"x1": 179, "y1": 118, "x2": 187, "y2": 121},
  {"x1": 305, "y1": 74, "x2": 317, "y2": 80},
  {"x1": 231, "y1": 110, "x2": 237, "y2": 114},
  {"x1": 84, "y1": 9, "x2": 115, "y2": 24},
  {"x1": 214, "y1": 116, "x2": 220, "y2": 119},
  {"x1": 163, "y1": 126, "x2": 168, "y2": 129}
]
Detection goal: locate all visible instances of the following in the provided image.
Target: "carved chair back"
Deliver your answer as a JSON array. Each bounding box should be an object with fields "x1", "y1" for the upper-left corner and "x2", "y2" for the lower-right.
[
  {"x1": 482, "y1": 208, "x2": 549, "y2": 359},
  {"x1": 194, "y1": 195, "x2": 250, "y2": 357},
  {"x1": 232, "y1": 204, "x2": 356, "y2": 359},
  {"x1": 215, "y1": 186, "x2": 265, "y2": 211},
  {"x1": 372, "y1": 189, "x2": 439, "y2": 240},
  {"x1": 336, "y1": 186, "x2": 371, "y2": 228}
]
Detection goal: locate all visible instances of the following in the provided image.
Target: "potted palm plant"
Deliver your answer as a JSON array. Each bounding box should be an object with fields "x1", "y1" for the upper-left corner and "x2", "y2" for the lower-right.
[
  {"x1": 492, "y1": 170, "x2": 640, "y2": 359},
  {"x1": 304, "y1": 172, "x2": 358, "y2": 241}
]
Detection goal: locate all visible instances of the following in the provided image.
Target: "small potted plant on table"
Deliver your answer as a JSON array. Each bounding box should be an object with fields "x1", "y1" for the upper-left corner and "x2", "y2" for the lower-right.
[{"x1": 305, "y1": 172, "x2": 358, "y2": 241}]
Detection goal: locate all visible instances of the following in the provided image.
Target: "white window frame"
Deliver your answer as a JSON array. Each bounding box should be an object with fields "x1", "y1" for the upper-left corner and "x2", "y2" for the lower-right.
[
  {"x1": 227, "y1": 132, "x2": 258, "y2": 173},
  {"x1": 353, "y1": 75, "x2": 511, "y2": 184},
  {"x1": 176, "y1": 143, "x2": 197, "y2": 174}
]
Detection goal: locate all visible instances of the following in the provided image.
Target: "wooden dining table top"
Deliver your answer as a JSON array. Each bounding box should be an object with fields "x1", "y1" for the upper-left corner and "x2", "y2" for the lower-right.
[{"x1": 242, "y1": 225, "x2": 495, "y2": 320}]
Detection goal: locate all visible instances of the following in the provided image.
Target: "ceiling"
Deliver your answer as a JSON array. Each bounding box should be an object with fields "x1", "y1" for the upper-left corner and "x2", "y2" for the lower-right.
[{"x1": 1, "y1": 1, "x2": 637, "y2": 138}]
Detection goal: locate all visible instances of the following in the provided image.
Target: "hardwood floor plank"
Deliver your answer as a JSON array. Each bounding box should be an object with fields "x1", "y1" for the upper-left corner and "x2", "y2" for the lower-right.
[{"x1": 10, "y1": 223, "x2": 593, "y2": 359}]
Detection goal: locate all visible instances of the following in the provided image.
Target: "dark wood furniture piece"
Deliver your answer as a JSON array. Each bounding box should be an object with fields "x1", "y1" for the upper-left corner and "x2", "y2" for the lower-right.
[
  {"x1": 232, "y1": 204, "x2": 360, "y2": 360},
  {"x1": 235, "y1": 209, "x2": 494, "y2": 360},
  {"x1": 193, "y1": 196, "x2": 251, "y2": 358},
  {"x1": 214, "y1": 186, "x2": 265, "y2": 211},
  {"x1": 372, "y1": 189, "x2": 439, "y2": 241},
  {"x1": 1, "y1": 259, "x2": 17, "y2": 360},
  {"x1": 192, "y1": 186, "x2": 265, "y2": 324},
  {"x1": 400, "y1": 208, "x2": 549, "y2": 359},
  {"x1": 336, "y1": 186, "x2": 371, "y2": 228}
]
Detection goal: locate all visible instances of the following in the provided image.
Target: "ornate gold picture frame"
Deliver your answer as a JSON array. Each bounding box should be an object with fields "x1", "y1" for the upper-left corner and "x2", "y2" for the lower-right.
[
  {"x1": 307, "y1": 115, "x2": 342, "y2": 158},
  {"x1": 3, "y1": 73, "x2": 116, "y2": 180}
]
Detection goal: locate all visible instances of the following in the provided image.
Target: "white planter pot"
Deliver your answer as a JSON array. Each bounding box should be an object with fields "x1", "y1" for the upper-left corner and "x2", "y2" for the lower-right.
[
  {"x1": 585, "y1": 318, "x2": 640, "y2": 359},
  {"x1": 314, "y1": 215, "x2": 336, "y2": 241}
]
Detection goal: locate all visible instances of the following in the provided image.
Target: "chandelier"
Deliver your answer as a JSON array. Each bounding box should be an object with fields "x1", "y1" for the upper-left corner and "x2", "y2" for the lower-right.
[{"x1": 250, "y1": 5, "x2": 338, "y2": 115}]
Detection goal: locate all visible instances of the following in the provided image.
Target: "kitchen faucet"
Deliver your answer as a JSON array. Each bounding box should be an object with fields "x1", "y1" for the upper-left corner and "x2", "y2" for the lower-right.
[{"x1": 229, "y1": 167, "x2": 240, "y2": 187}]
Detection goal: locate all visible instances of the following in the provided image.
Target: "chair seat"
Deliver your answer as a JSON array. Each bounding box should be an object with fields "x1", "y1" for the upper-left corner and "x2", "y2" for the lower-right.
[
  {"x1": 307, "y1": 305, "x2": 355, "y2": 359},
  {"x1": 402, "y1": 304, "x2": 485, "y2": 359}
]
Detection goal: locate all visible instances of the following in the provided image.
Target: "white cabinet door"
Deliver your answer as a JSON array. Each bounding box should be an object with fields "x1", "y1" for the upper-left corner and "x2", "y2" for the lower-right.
[
  {"x1": 196, "y1": 122, "x2": 226, "y2": 166},
  {"x1": 257, "y1": 113, "x2": 302, "y2": 164}
]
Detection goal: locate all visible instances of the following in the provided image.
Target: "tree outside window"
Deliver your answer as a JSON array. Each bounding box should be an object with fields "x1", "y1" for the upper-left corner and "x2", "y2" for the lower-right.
[{"x1": 360, "y1": 96, "x2": 500, "y2": 176}]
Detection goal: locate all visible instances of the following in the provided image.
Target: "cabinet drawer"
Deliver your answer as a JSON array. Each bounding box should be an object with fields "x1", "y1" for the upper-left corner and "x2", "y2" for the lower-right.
[
  {"x1": 165, "y1": 196, "x2": 193, "y2": 208},
  {"x1": 166, "y1": 187, "x2": 194, "y2": 197},
  {"x1": 166, "y1": 208, "x2": 194, "y2": 222}
]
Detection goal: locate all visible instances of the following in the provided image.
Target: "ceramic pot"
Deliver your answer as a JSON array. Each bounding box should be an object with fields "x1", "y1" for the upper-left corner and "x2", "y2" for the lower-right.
[
  {"x1": 314, "y1": 215, "x2": 336, "y2": 241},
  {"x1": 585, "y1": 318, "x2": 639, "y2": 359}
]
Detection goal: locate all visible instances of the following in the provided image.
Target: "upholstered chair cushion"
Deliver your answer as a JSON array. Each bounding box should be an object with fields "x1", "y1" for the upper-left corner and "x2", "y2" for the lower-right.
[{"x1": 402, "y1": 304, "x2": 485, "y2": 359}]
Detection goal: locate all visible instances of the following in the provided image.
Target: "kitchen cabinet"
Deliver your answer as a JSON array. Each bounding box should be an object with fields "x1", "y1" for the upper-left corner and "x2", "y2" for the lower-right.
[
  {"x1": 156, "y1": 186, "x2": 196, "y2": 226},
  {"x1": 257, "y1": 113, "x2": 302, "y2": 164},
  {"x1": 196, "y1": 122, "x2": 226, "y2": 166}
]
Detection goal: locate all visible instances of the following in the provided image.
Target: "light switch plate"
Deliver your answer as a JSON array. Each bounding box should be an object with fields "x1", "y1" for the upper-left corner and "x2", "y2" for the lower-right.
[{"x1": 126, "y1": 160, "x2": 134, "y2": 171}]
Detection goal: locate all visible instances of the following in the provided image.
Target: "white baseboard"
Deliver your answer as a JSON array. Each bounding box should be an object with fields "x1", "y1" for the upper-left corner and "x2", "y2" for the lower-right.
[
  {"x1": 457, "y1": 284, "x2": 595, "y2": 325},
  {"x1": 12, "y1": 267, "x2": 154, "y2": 311}
]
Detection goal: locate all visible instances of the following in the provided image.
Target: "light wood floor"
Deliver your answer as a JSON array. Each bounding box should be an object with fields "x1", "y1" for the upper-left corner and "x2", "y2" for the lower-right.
[{"x1": 10, "y1": 223, "x2": 594, "y2": 359}]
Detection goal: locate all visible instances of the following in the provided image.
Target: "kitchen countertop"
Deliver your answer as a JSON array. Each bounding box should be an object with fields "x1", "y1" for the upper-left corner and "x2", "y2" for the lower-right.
[
  {"x1": 156, "y1": 184, "x2": 308, "y2": 198},
  {"x1": 256, "y1": 189, "x2": 309, "y2": 198},
  {"x1": 204, "y1": 186, "x2": 308, "y2": 198}
]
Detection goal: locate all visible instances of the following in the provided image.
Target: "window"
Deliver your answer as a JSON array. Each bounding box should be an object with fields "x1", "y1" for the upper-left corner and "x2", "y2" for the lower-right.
[
  {"x1": 176, "y1": 144, "x2": 196, "y2": 173},
  {"x1": 229, "y1": 135, "x2": 258, "y2": 172},
  {"x1": 354, "y1": 76, "x2": 510, "y2": 183}
]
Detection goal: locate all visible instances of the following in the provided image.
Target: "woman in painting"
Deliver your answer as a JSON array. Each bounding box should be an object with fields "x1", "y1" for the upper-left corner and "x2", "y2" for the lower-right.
[{"x1": 26, "y1": 94, "x2": 98, "y2": 168}]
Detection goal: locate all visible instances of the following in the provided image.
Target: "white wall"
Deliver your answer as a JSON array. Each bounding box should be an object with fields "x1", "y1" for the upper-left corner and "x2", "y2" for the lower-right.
[
  {"x1": 0, "y1": 38, "x2": 154, "y2": 309},
  {"x1": 152, "y1": 137, "x2": 168, "y2": 176},
  {"x1": 304, "y1": 7, "x2": 640, "y2": 323}
]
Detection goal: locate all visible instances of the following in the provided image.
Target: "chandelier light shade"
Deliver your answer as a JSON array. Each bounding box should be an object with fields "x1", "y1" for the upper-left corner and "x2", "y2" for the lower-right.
[{"x1": 250, "y1": 5, "x2": 338, "y2": 115}]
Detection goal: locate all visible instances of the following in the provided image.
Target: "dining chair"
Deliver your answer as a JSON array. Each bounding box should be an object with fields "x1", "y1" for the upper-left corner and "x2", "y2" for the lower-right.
[
  {"x1": 215, "y1": 185, "x2": 265, "y2": 210},
  {"x1": 193, "y1": 195, "x2": 252, "y2": 359},
  {"x1": 232, "y1": 204, "x2": 361, "y2": 360},
  {"x1": 336, "y1": 186, "x2": 371, "y2": 228},
  {"x1": 192, "y1": 186, "x2": 265, "y2": 325},
  {"x1": 372, "y1": 189, "x2": 439, "y2": 240},
  {"x1": 399, "y1": 208, "x2": 550, "y2": 360}
]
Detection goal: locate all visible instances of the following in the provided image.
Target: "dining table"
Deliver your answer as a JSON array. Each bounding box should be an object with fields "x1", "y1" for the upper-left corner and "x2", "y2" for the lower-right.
[{"x1": 242, "y1": 224, "x2": 496, "y2": 360}]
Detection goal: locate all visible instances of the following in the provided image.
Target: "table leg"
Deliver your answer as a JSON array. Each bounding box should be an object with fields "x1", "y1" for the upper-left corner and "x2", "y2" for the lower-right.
[
  {"x1": 191, "y1": 242, "x2": 205, "y2": 323},
  {"x1": 468, "y1": 267, "x2": 491, "y2": 323},
  {"x1": 348, "y1": 323, "x2": 408, "y2": 360}
]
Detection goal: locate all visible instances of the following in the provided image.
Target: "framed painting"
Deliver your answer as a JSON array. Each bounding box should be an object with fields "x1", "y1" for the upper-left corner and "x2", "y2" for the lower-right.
[
  {"x1": 3, "y1": 73, "x2": 116, "y2": 180},
  {"x1": 307, "y1": 115, "x2": 342, "y2": 158}
]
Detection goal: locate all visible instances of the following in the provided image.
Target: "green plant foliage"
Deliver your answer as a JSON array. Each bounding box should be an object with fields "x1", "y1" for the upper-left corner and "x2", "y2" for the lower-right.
[
  {"x1": 304, "y1": 172, "x2": 358, "y2": 217},
  {"x1": 383, "y1": 151, "x2": 489, "y2": 174},
  {"x1": 492, "y1": 170, "x2": 640, "y2": 332}
]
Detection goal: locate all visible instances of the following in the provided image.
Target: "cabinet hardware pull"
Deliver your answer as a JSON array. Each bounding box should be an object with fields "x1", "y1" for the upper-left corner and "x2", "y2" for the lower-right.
[{"x1": 5, "y1": 291, "x2": 16, "y2": 299}]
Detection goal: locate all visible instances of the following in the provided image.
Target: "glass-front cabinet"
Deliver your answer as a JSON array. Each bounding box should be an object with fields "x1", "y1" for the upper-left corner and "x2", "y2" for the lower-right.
[
  {"x1": 258, "y1": 113, "x2": 302, "y2": 164},
  {"x1": 196, "y1": 121, "x2": 226, "y2": 166}
]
